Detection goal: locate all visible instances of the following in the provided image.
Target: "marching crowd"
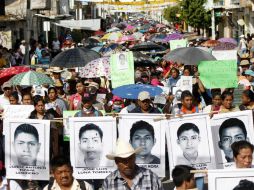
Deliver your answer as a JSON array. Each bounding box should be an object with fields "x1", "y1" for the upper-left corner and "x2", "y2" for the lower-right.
[{"x1": 1, "y1": 16, "x2": 254, "y2": 190}]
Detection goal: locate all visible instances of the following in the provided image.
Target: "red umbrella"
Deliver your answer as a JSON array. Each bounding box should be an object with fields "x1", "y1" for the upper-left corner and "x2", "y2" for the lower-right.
[
  {"x1": 201, "y1": 40, "x2": 221, "y2": 47},
  {"x1": 94, "y1": 30, "x2": 105, "y2": 36},
  {"x1": 0, "y1": 66, "x2": 30, "y2": 84}
]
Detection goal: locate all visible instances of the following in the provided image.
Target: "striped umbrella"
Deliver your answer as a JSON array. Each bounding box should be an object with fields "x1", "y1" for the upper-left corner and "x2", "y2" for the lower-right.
[{"x1": 9, "y1": 70, "x2": 54, "y2": 86}]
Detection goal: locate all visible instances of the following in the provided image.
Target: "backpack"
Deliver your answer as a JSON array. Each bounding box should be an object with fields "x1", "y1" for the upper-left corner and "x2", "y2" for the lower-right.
[{"x1": 48, "y1": 177, "x2": 87, "y2": 190}]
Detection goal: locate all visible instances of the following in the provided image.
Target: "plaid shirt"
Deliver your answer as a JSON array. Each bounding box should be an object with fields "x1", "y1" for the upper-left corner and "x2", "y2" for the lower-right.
[{"x1": 102, "y1": 166, "x2": 163, "y2": 190}]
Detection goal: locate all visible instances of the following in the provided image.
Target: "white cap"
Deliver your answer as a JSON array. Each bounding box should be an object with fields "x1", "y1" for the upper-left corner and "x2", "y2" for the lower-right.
[{"x1": 138, "y1": 91, "x2": 150, "y2": 101}]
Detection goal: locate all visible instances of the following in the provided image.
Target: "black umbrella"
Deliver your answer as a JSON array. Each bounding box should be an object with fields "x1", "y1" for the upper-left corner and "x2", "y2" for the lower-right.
[
  {"x1": 163, "y1": 47, "x2": 216, "y2": 65},
  {"x1": 131, "y1": 42, "x2": 166, "y2": 52},
  {"x1": 51, "y1": 48, "x2": 101, "y2": 68},
  {"x1": 132, "y1": 51, "x2": 156, "y2": 67}
]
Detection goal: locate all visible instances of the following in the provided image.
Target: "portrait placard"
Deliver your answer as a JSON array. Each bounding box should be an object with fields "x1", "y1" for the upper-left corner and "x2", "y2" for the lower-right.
[
  {"x1": 208, "y1": 169, "x2": 254, "y2": 190},
  {"x1": 5, "y1": 119, "x2": 50, "y2": 180},
  {"x1": 210, "y1": 110, "x2": 254, "y2": 169},
  {"x1": 118, "y1": 114, "x2": 166, "y2": 177},
  {"x1": 166, "y1": 113, "x2": 215, "y2": 177},
  {"x1": 69, "y1": 117, "x2": 117, "y2": 179},
  {"x1": 63, "y1": 110, "x2": 79, "y2": 141}
]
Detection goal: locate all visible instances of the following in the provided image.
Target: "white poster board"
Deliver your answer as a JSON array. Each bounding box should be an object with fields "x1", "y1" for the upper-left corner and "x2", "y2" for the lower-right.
[
  {"x1": 208, "y1": 169, "x2": 254, "y2": 190},
  {"x1": 118, "y1": 114, "x2": 166, "y2": 177},
  {"x1": 5, "y1": 119, "x2": 50, "y2": 180},
  {"x1": 172, "y1": 76, "x2": 193, "y2": 95},
  {"x1": 166, "y1": 113, "x2": 215, "y2": 177},
  {"x1": 211, "y1": 110, "x2": 254, "y2": 169},
  {"x1": 212, "y1": 50, "x2": 237, "y2": 61},
  {"x1": 69, "y1": 117, "x2": 117, "y2": 179}
]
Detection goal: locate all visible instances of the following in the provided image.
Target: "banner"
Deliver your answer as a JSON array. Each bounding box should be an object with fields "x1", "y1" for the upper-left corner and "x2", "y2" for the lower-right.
[
  {"x1": 110, "y1": 51, "x2": 135, "y2": 88},
  {"x1": 0, "y1": 30, "x2": 12, "y2": 50},
  {"x1": 118, "y1": 114, "x2": 166, "y2": 177},
  {"x1": 69, "y1": 117, "x2": 117, "y2": 179},
  {"x1": 212, "y1": 50, "x2": 237, "y2": 61},
  {"x1": 198, "y1": 60, "x2": 238, "y2": 88},
  {"x1": 63, "y1": 111, "x2": 79, "y2": 141},
  {"x1": 166, "y1": 113, "x2": 216, "y2": 178},
  {"x1": 208, "y1": 169, "x2": 254, "y2": 190},
  {"x1": 5, "y1": 119, "x2": 50, "y2": 180},
  {"x1": 170, "y1": 39, "x2": 187, "y2": 50},
  {"x1": 210, "y1": 110, "x2": 254, "y2": 169}
]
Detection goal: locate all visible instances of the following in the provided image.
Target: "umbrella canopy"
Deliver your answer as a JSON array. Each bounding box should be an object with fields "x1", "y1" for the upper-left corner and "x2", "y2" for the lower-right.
[
  {"x1": 99, "y1": 43, "x2": 123, "y2": 56},
  {"x1": 201, "y1": 40, "x2": 221, "y2": 47},
  {"x1": 79, "y1": 57, "x2": 110, "y2": 78},
  {"x1": 150, "y1": 33, "x2": 167, "y2": 43},
  {"x1": 132, "y1": 51, "x2": 156, "y2": 67},
  {"x1": 124, "y1": 25, "x2": 135, "y2": 31},
  {"x1": 51, "y1": 47, "x2": 101, "y2": 68},
  {"x1": 132, "y1": 32, "x2": 143, "y2": 40},
  {"x1": 162, "y1": 33, "x2": 183, "y2": 42},
  {"x1": 213, "y1": 42, "x2": 237, "y2": 50},
  {"x1": 94, "y1": 30, "x2": 105, "y2": 36},
  {"x1": 131, "y1": 42, "x2": 166, "y2": 52},
  {"x1": 106, "y1": 27, "x2": 121, "y2": 33},
  {"x1": 0, "y1": 66, "x2": 30, "y2": 84},
  {"x1": 163, "y1": 47, "x2": 216, "y2": 65},
  {"x1": 101, "y1": 32, "x2": 123, "y2": 41},
  {"x1": 112, "y1": 84, "x2": 163, "y2": 99},
  {"x1": 118, "y1": 35, "x2": 136, "y2": 43},
  {"x1": 218, "y1": 38, "x2": 237, "y2": 45},
  {"x1": 9, "y1": 70, "x2": 54, "y2": 86}
]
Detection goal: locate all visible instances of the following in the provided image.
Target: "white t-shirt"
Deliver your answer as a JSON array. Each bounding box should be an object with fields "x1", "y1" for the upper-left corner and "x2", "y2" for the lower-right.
[
  {"x1": 0, "y1": 94, "x2": 10, "y2": 110},
  {"x1": 52, "y1": 40, "x2": 60, "y2": 50}
]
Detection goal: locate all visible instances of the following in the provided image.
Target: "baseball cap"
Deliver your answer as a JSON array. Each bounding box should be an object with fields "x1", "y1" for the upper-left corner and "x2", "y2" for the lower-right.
[
  {"x1": 138, "y1": 91, "x2": 150, "y2": 101},
  {"x1": 2, "y1": 81, "x2": 12, "y2": 90},
  {"x1": 245, "y1": 69, "x2": 254, "y2": 77}
]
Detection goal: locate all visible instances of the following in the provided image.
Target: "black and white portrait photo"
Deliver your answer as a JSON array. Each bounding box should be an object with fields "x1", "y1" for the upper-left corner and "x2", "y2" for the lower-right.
[
  {"x1": 69, "y1": 117, "x2": 117, "y2": 179},
  {"x1": 211, "y1": 110, "x2": 254, "y2": 168},
  {"x1": 5, "y1": 119, "x2": 50, "y2": 180},
  {"x1": 118, "y1": 114, "x2": 166, "y2": 177},
  {"x1": 166, "y1": 114, "x2": 216, "y2": 172},
  {"x1": 117, "y1": 53, "x2": 128, "y2": 70},
  {"x1": 208, "y1": 169, "x2": 254, "y2": 190}
]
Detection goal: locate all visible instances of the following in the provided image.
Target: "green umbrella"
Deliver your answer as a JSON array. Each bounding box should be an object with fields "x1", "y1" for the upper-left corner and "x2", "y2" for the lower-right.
[{"x1": 9, "y1": 70, "x2": 54, "y2": 86}]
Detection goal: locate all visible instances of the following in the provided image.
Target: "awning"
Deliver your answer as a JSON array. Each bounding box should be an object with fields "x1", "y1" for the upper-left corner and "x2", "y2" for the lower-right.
[{"x1": 53, "y1": 19, "x2": 101, "y2": 31}]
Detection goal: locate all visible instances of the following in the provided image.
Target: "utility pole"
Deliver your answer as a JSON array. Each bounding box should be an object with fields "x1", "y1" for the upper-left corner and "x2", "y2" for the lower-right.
[
  {"x1": 25, "y1": 0, "x2": 33, "y2": 65},
  {"x1": 211, "y1": 8, "x2": 216, "y2": 40}
]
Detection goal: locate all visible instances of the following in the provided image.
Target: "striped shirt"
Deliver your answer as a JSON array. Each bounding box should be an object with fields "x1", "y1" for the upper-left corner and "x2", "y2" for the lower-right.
[{"x1": 102, "y1": 166, "x2": 163, "y2": 190}]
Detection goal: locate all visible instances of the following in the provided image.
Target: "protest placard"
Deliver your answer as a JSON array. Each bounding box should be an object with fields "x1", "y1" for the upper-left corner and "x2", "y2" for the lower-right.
[
  {"x1": 63, "y1": 110, "x2": 79, "y2": 141},
  {"x1": 233, "y1": 85, "x2": 245, "y2": 106},
  {"x1": 69, "y1": 117, "x2": 117, "y2": 179},
  {"x1": 210, "y1": 110, "x2": 254, "y2": 169},
  {"x1": 170, "y1": 39, "x2": 188, "y2": 50},
  {"x1": 166, "y1": 113, "x2": 216, "y2": 178},
  {"x1": 118, "y1": 114, "x2": 166, "y2": 177},
  {"x1": 5, "y1": 119, "x2": 50, "y2": 180},
  {"x1": 208, "y1": 169, "x2": 254, "y2": 190},
  {"x1": 110, "y1": 51, "x2": 134, "y2": 88},
  {"x1": 198, "y1": 60, "x2": 238, "y2": 88},
  {"x1": 172, "y1": 76, "x2": 193, "y2": 95},
  {"x1": 212, "y1": 50, "x2": 237, "y2": 61}
]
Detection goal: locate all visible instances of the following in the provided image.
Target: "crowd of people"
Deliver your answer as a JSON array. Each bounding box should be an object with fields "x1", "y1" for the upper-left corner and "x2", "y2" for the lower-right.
[{"x1": 1, "y1": 16, "x2": 254, "y2": 190}]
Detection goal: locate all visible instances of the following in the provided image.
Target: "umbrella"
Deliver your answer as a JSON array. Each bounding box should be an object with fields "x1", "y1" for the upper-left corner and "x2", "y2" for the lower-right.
[
  {"x1": 150, "y1": 33, "x2": 167, "y2": 43},
  {"x1": 106, "y1": 27, "x2": 121, "y2": 33},
  {"x1": 201, "y1": 40, "x2": 221, "y2": 47},
  {"x1": 131, "y1": 42, "x2": 166, "y2": 52},
  {"x1": 163, "y1": 47, "x2": 216, "y2": 65},
  {"x1": 162, "y1": 33, "x2": 183, "y2": 42},
  {"x1": 118, "y1": 35, "x2": 136, "y2": 43},
  {"x1": 0, "y1": 66, "x2": 30, "y2": 84},
  {"x1": 94, "y1": 30, "x2": 105, "y2": 36},
  {"x1": 124, "y1": 25, "x2": 135, "y2": 31},
  {"x1": 9, "y1": 70, "x2": 54, "y2": 86},
  {"x1": 51, "y1": 47, "x2": 100, "y2": 68},
  {"x1": 218, "y1": 38, "x2": 237, "y2": 45},
  {"x1": 79, "y1": 57, "x2": 110, "y2": 78},
  {"x1": 132, "y1": 32, "x2": 143, "y2": 40},
  {"x1": 132, "y1": 51, "x2": 156, "y2": 67},
  {"x1": 112, "y1": 84, "x2": 163, "y2": 99},
  {"x1": 99, "y1": 43, "x2": 123, "y2": 56},
  {"x1": 101, "y1": 32, "x2": 123, "y2": 41},
  {"x1": 156, "y1": 23, "x2": 166, "y2": 28},
  {"x1": 213, "y1": 42, "x2": 237, "y2": 50}
]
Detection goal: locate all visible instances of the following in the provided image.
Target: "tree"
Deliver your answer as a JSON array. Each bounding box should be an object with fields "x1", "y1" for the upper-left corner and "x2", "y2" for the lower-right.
[
  {"x1": 163, "y1": 5, "x2": 181, "y2": 24},
  {"x1": 179, "y1": 0, "x2": 211, "y2": 29}
]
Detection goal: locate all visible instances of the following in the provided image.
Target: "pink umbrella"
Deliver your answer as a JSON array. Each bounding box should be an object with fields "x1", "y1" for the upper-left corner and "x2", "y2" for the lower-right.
[
  {"x1": 156, "y1": 23, "x2": 165, "y2": 28},
  {"x1": 120, "y1": 35, "x2": 135, "y2": 42},
  {"x1": 79, "y1": 57, "x2": 110, "y2": 78},
  {"x1": 125, "y1": 25, "x2": 135, "y2": 31}
]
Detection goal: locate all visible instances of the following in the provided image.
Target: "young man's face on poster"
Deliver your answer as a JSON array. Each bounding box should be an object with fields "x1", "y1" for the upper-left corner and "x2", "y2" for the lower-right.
[{"x1": 13, "y1": 132, "x2": 41, "y2": 166}]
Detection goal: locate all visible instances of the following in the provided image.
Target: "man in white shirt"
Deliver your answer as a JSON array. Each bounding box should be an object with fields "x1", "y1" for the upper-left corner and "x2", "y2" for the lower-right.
[
  {"x1": 19, "y1": 40, "x2": 26, "y2": 56},
  {"x1": 0, "y1": 81, "x2": 12, "y2": 111}
]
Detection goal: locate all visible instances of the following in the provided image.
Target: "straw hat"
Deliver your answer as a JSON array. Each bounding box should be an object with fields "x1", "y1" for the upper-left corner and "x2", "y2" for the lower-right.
[
  {"x1": 51, "y1": 67, "x2": 64, "y2": 73},
  {"x1": 106, "y1": 139, "x2": 142, "y2": 160},
  {"x1": 240, "y1": 60, "x2": 250, "y2": 66},
  {"x1": 36, "y1": 68, "x2": 45, "y2": 73}
]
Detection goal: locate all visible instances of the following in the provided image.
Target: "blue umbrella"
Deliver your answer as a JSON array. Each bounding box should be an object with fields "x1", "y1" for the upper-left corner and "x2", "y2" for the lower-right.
[{"x1": 112, "y1": 84, "x2": 163, "y2": 99}]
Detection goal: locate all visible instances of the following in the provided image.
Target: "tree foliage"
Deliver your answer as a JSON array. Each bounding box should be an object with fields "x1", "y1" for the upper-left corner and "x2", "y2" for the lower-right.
[{"x1": 163, "y1": 5, "x2": 181, "y2": 24}]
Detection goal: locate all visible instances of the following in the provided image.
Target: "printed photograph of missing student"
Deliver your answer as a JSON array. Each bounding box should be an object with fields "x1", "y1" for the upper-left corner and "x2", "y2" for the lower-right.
[
  {"x1": 11, "y1": 123, "x2": 44, "y2": 166},
  {"x1": 129, "y1": 120, "x2": 160, "y2": 164},
  {"x1": 77, "y1": 123, "x2": 103, "y2": 167},
  {"x1": 210, "y1": 111, "x2": 254, "y2": 167},
  {"x1": 117, "y1": 53, "x2": 128, "y2": 70},
  {"x1": 167, "y1": 115, "x2": 213, "y2": 168}
]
